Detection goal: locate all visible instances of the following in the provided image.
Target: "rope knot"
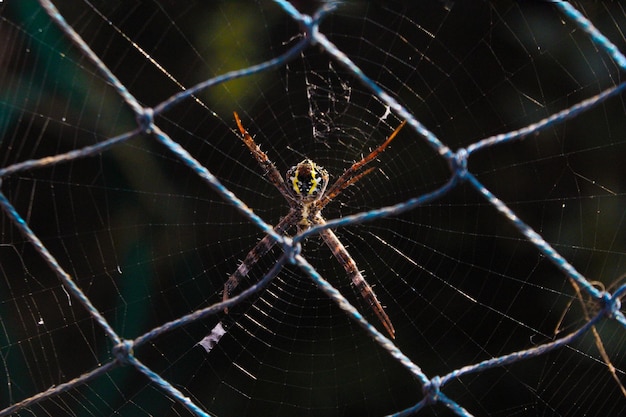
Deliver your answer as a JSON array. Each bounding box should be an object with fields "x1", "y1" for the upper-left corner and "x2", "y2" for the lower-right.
[
  {"x1": 601, "y1": 291, "x2": 622, "y2": 320},
  {"x1": 136, "y1": 107, "x2": 154, "y2": 133},
  {"x1": 452, "y1": 148, "x2": 469, "y2": 179},
  {"x1": 113, "y1": 339, "x2": 134, "y2": 365},
  {"x1": 300, "y1": 15, "x2": 315, "y2": 39},
  {"x1": 283, "y1": 236, "x2": 301, "y2": 265},
  {"x1": 422, "y1": 376, "x2": 442, "y2": 404}
]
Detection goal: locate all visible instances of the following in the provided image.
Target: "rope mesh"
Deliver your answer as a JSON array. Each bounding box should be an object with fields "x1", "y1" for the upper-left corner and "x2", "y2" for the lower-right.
[{"x1": 1, "y1": 1, "x2": 626, "y2": 416}]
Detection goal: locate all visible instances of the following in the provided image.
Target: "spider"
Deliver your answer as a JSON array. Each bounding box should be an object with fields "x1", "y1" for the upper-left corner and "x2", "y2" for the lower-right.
[{"x1": 204, "y1": 112, "x2": 405, "y2": 349}]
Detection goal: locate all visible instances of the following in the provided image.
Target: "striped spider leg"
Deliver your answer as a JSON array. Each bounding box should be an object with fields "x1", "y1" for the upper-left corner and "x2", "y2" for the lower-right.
[{"x1": 199, "y1": 112, "x2": 405, "y2": 352}]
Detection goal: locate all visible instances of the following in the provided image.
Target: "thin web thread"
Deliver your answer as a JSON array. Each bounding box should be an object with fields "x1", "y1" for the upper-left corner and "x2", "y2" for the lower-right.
[{"x1": 1, "y1": 1, "x2": 626, "y2": 417}]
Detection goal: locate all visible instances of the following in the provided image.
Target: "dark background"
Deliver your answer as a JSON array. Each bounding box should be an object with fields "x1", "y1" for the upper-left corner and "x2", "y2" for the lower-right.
[{"x1": 1, "y1": 1, "x2": 626, "y2": 416}]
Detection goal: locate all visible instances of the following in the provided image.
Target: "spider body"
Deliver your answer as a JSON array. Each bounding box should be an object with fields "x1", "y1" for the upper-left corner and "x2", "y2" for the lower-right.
[
  {"x1": 218, "y1": 112, "x2": 406, "y2": 340},
  {"x1": 287, "y1": 159, "x2": 329, "y2": 201},
  {"x1": 286, "y1": 159, "x2": 329, "y2": 228}
]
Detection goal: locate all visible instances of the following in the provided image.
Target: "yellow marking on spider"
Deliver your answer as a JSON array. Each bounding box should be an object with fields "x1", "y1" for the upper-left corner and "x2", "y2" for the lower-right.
[
  {"x1": 307, "y1": 163, "x2": 324, "y2": 195},
  {"x1": 291, "y1": 171, "x2": 301, "y2": 195},
  {"x1": 290, "y1": 159, "x2": 325, "y2": 198}
]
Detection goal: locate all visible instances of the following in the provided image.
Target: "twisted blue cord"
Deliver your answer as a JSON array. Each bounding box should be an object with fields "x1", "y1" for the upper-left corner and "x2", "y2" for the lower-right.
[{"x1": 3, "y1": 1, "x2": 626, "y2": 417}]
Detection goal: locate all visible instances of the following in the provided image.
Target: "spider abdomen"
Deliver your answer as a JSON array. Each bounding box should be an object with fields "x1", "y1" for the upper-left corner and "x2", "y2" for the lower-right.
[{"x1": 287, "y1": 159, "x2": 329, "y2": 201}]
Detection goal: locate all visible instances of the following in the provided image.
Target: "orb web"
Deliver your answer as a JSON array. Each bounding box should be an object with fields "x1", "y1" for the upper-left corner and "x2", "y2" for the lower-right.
[{"x1": 1, "y1": 2, "x2": 626, "y2": 417}]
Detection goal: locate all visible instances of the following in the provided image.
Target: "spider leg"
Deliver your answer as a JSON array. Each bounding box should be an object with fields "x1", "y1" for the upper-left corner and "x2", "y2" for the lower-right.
[
  {"x1": 317, "y1": 167, "x2": 376, "y2": 210},
  {"x1": 200, "y1": 211, "x2": 294, "y2": 354},
  {"x1": 233, "y1": 111, "x2": 292, "y2": 199},
  {"x1": 222, "y1": 210, "x2": 297, "y2": 312},
  {"x1": 314, "y1": 214, "x2": 395, "y2": 339},
  {"x1": 321, "y1": 120, "x2": 406, "y2": 207}
]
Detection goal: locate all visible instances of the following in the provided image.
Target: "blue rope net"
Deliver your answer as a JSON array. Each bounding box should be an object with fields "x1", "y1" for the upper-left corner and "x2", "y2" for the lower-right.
[{"x1": 1, "y1": 1, "x2": 626, "y2": 416}]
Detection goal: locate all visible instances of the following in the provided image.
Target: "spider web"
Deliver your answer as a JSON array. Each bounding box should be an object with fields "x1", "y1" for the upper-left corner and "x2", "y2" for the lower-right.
[{"x1": 2, "y1": 1, "x2": 626, "y2": 416}]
